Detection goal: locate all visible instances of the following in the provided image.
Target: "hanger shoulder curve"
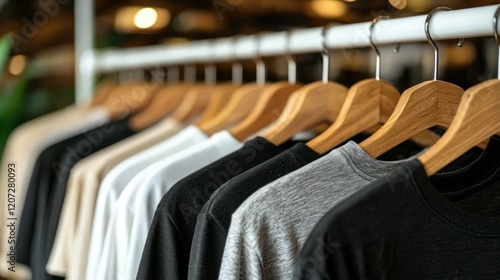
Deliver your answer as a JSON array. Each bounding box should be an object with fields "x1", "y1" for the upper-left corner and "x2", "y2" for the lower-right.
[
  {"x1": 171, "y1": 84, "x2": 214, "y2": 123},
  {"x1": 359, "y1": 80, "x2": 464, "y2": 158},
  {"x1": 128, "y1": 84, "x2": 193, "y2": 130},
  {"x1": 307, "y1": 78, "x2": 400, "y2": 154},
  {"x1": 230, "y1": 81, "x2": 303, "y2": 141},
  {"x1": 91, "y1": 81, "x2": 117, "y2": 106},
  {"x1": 195, "y1": 83, "x2": 242, "y2": 125},
  {"x1": 102, "y1": 82, "x2": 157, "y2": 120},
  {"x1": 418, "y1": 79, "x2": 500, "y2": 175},
  {"x1": 197, "y1": 83, "x2": 266, "y2": 135},
  {"x1": 261, "y1": 81, "x2": 348, "y2": 146}
]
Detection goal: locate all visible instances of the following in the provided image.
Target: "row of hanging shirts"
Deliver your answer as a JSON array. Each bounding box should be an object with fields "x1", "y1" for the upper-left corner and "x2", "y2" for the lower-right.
[{"x1": 1, "y1": 5, "x2": 500, "y2": 280}]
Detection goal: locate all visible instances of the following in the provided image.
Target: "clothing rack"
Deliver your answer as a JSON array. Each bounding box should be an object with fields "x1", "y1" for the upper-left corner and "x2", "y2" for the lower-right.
[{"x1": 75, "y1": 3, "x2": 500, "y2": 103}]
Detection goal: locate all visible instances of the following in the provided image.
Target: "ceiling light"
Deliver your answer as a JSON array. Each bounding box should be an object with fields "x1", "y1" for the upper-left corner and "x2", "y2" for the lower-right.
[
  {"x1": 389, "y1": 0, "x2": 407, "y2": 10},
  {"x1": 309, "y1": 0, "x2": 348, "y2": 18},
  {"x1": 134, "y1": 8, "x2": 158, "y2": 29},
  {"x1": 115, "y1": 6, "x2": 170, "y2": 33}
]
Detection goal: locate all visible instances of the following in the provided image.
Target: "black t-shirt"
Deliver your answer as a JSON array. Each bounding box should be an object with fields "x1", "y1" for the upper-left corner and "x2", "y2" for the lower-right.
[
  {"x1": 136, "y1": 137, "x2": 294, "y2": 280},
  {"x1": 187, "y1": 143, "x2": 319, "y2": 280},
  {"x1": 294, "y1": 138, "x2": 500, "y2": 280},
  {"x1": 17, "y1": 118, "x2": 134, "y2": 280},
  {"x1": 186, "y1": 139, "x2": 426, "y2": 280}
]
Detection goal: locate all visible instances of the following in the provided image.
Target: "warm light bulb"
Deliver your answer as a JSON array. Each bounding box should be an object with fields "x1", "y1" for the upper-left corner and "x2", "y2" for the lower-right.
[
  {"x1": 8, "y1": 55, "x2": 28, "y2": 75},
  {"x1": 310, "y1": 0, "x2": 348, "y2": 18},
  {"x1": 134, "y1": 8, "x2": 158, "y2": 29},
  {"x1": 389, "y1": 0, "x2": 407, "y2": 10}
]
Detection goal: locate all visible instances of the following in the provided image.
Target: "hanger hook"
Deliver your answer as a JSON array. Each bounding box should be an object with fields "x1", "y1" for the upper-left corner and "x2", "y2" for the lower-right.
[
  {"x1": 285, "y1": 29, "x2": 297, "y2": 85},
  {"x1": 425, "y1": 7, "x2": 465, "y2": 81},
  {"x1": 204, "y1": 40, "x2": 217, "y2": 85},
  {"x1": 493, "y1": 5, "x2": 500, "y2": 79},
  {"x1": 184, "y1": 65, "x2": 196, "y2": 84},
  {"x1": 231, "y1": 35, "x2": 243, "y2": 85},
  {"x1": 167, "y1": 66, "x2": 179, "y2": 84},
  {"x1": 321, "y1": 24, "x2": 336, "y2": 84},
  {"x1": 255, "y1": 32, "x2": 266, "y2": 85},
  {"x1": 370, "y1": 16, "x2": 388, "y2": 80}
]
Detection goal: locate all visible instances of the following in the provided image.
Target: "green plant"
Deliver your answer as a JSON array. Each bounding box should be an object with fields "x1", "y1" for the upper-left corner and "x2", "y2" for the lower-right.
[{"x1": 0, "y1": 33, "x2": 29, "y2": 159}]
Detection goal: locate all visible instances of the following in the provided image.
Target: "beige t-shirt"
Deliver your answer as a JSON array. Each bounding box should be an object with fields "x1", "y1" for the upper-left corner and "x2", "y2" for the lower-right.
[
  {"x1": 46, "y1": 118, "x2": 182, "y2": 280},
  {"x1": 0, "y1": 105, "x2": 109, "y2": 279}
]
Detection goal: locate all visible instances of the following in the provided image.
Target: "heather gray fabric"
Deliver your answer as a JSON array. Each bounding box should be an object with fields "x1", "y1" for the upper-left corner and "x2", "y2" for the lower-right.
[{"x1": 218, "y1": 141, "x2": 419, "y2": 280}]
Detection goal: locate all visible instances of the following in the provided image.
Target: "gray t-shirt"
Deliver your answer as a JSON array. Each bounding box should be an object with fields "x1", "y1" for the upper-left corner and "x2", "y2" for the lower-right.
[{"x1": 218, "y1": 141, "x2": 418, "y2": 280}]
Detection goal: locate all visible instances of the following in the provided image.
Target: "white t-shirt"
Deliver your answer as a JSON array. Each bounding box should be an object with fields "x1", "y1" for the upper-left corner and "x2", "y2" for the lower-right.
[
  {"x1": 96, "y1": 130, "x2": 242, "y2": 280},
  {"x1": 85, "y1": 125, "x2": 208, "y2": 280},
  {"x1": 46, "y1": 118, "x2": 183, "y2": 279}
]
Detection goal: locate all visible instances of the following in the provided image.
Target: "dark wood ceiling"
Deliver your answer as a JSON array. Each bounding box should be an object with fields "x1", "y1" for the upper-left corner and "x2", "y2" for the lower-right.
[{"x1": 1, "y1": 0, "x2": 498, "y2": 55}]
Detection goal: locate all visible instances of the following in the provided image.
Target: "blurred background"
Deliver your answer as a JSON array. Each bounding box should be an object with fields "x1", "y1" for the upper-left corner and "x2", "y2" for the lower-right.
[{"x1": 0, "y1": 0, "x2": 499, "y2": 157}]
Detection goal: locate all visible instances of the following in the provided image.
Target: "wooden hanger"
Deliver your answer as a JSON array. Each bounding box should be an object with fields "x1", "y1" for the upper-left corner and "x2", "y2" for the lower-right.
[
  {"x1": 197, "y1": 37, "x2": 271, "y2": 135},
  {"x1": 194, "y1": 63, "x2": 242, "y2": 124},
  {"x1": 101, "y1": 70, "x2": 150, "y2": 109},
  {"x1": 418, "y1": 7, "x2": 500, "y2": 175},
  {"x1": 418, "y1": 80, "x2": 500, "y2": 175},
  {"x1": 262, "y1": 81, "x2": 358, "y2": 146},
  {"x1": 307, "y1": 78, "x2": 405, "y2": 154},
  {"x1": 169, "y1": 65, "x2": 215, "y2": 123},
  {"x1": 90, "y1": 80, "x2": 117, "y2": 106},
  {"x1": 197, "y1": 83, "x2": 267, "y2": 135},
  {"x1": 101, "y1": 81, "x2": 157, "y2": 120},
  {"x1": 260, "y1": 27, "x2": 349, "y2": 145},
  {"x1": 230, "y1": 81, "x2": 303, "y2": 141},
  {"x1": 170, "y1": 83, "x2": 214, "y2": 123},
  {"x1": 194, "y1": 83, "x2": 242, "y2": 124},
  {"x1": 128, "y1": 67, "x2": 192, "y2": 130},
  {"x1": 230, "y1": 35, "x2": 305, "y2": 141},
  {"x1": 359, "y1": 8, "x2": 468, "y2": 158},
  {"x1": 195, "y1": 39, "x2": 246, "y2": 125},
  {"x1": 129, "y1": 84, "x2": 194, "y2": 130},
  {"x1": 306, "y1": 17, "x2": 440, "y2": 154}
]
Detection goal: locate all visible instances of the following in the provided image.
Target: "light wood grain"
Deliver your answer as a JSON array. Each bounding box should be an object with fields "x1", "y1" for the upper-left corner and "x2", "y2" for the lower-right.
[
  {"x1": 419, "y1": 79, "x2": 500, "y2": 175},
  {"x1": 230, "y1": 82, "x2": 303, "y2": 141},
  {"x1": 195, "y1": 83, "x2": 242, "y2": 125},
  {"x1": 262, "y1": 81, "x2": 348, "y2": 146},
  {"x1": 91, "y1": 81, "x2": 117, "y2": 106},
  {"x1": 102, "y1": 82, "x2": 157, "y2": 120},
  {"x1": 128, "y1": 83, "x2": 194, "y2": 130},
  {"x1": 359, "y1": 80, "x2": 464, "y2": 158},
  {"x1": 307, "y1": 79, "x2": 401, "y2": 154},
  {"x1": 171, "y1": 84, "x2": 215, "y2": 123},
  {"x1": 198, "y1": 83, "x2": 266, "y2": 135}
]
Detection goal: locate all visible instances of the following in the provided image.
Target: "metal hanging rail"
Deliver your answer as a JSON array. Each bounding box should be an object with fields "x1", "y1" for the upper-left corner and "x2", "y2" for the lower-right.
[{"x1": 75, "y1": 3, "x2": 500, "y2": 103}]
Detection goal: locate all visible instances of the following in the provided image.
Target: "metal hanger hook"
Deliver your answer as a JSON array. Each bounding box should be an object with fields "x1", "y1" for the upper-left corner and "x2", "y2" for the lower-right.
[
  {"x1": 231, "y1": 35, "x2": 243, "y2": 85},
  {"x1": 204, "y1": 40, "x2": 217, "y2": 85},
  {"x1": 205, "y1": 64, "x2": 216, "y2": 85},
  {"x1": 184, "y1": 65, "x2": 196, "y2": 84},
  {"x1": 285, "y1": 29, "x2": 297, "y2": 85},
  {"x1": 370, "y1": 16, "x2": 387, "y2": 80},
  {"x1": 254, "y1": 32, "x2": 267, "y2": 85},
  {"x1": 493, "y1": 5, "x2": 500, "y2": 79},
  {"x1": 167, "y1": 66, "x2": 180, "y2": 84},
  {"x1": 321, "y1": 23, "x2": 336, "y2": 84},
  {"x1": 425, "y1": 7, "x2": 465, "y2": 81}
]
